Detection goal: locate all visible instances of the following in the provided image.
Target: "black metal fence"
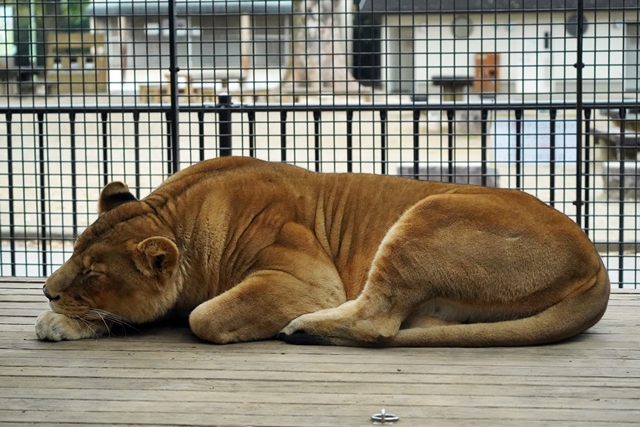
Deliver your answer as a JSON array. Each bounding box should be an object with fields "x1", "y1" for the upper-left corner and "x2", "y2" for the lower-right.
[{"x1": 1, "y1": 0, "x2": 639, "y2": 288}]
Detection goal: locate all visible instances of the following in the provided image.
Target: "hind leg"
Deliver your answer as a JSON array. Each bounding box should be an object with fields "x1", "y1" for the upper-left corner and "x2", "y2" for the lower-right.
[
  {"x1": 280, "y1": 201, "x2": 450, "y2": 345},
  {"x1": 279, "y1": 281, "x2": 461, "y2": 345},
  {"x1": 280, "y1": 191, "x2": 586, "y2": 346},
  {"x1": 279, "y1": 231, "x2": 437, "y2": 345}
]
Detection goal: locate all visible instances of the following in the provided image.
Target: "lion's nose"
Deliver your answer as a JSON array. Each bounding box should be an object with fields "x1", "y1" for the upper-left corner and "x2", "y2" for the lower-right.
[{"x1": 42, "y1": 285, "x2": 60, "y2": 301}]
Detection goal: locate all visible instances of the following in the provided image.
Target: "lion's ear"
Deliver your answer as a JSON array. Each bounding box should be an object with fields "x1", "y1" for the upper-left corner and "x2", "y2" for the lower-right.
[
  {"x1": 98, "y1": 182, "x2": 137, "y2": 215},
  {"x1": 133, "y1": 237, "x2": 179, "y2": 280}
]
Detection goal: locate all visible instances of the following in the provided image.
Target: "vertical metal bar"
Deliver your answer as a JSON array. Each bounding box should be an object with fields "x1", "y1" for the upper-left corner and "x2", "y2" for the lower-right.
[
  {"x1": 37, "y1": 113, "x2": 48, "y2": 277},
  {"x1": 198, "y1": 111, "x2": 206, "y2": 161},
  {"x1": 313, "y1": 110, "x2": 321, "y2": 172},
  {"x1": 247, "y1": 111, "x2": 256, "y2": 158},
  {"x1": 413, "y1": 109, "x2": 421, "y2": 180},
  {"x1": 101, "y1": 112, "x2": 109, "y2": 187},
  {"x1": 618, "y1": 107, "x2": 626, "y2": 288},
  {"x1": 549, "y1": 108, "x2": 557, "y2": 208},
  {"x1": 218, "y1": 94, "x2": 232, "y2": 157},
  {"x1": 380, "y1": 110, "x2": 387, "y2": 174},
  {"x1": 480, "y1": 109, "x2": 488, "y2": 187},
  {"x1": 166, "y1": 112, "x2": 174, "y2": 175},
  {"x1": 447, "y1": 109, "x2": 454, "y2": 182},
  {"x1": 6, "y1": 113, "x2": 16, "y2": 276},
  {"x1": 69, "y1": 112, "x2": 78, "y2": 239},
  {"x1": 280, "y1": 111, "x2": 287, "y2": 162},
  {"x1": 583, "y1": 108, "x2": 592, "y2": 235},
  {"x1": 574, "y1": 0, "x2": 585, "y2": 228},
  {"x1": 346, "y1": 111, "x2": 354, "y2": 173},
  {"x1": 515, "y1": 109, "x2": 523, "y2": 189},
  {"x1": 133, "y1": 112, "x2": 141, "y2": 199},
  {"x1": 167, "y1": 0, "x2": 180, "y2": 172}
]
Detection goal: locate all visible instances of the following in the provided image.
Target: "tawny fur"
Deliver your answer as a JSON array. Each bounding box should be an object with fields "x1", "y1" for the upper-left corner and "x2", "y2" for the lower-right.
[{"x1": 35, "y1": 156, "x2": 610, "y2": 346}]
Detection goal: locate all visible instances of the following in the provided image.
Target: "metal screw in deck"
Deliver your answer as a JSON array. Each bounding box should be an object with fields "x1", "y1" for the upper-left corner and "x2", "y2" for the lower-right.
[{"x1": 371, "y1": 408, "x2": 399, "y2": 424}]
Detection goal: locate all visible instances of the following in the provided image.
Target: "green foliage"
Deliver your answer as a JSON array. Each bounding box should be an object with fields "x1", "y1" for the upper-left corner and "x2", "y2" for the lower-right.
[{"x1": 4, "y1": 0, "x2": 91, "y2": 30}]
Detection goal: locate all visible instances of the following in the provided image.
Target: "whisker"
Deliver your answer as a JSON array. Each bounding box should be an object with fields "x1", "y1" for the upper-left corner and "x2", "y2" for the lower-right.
[
  {"x1": 85, "y1": 309, "x2": 140, "y2": 334},
  {"x1": 95, "y1": 311, "x2": 112, "y2": 338},
  {"x1": 73, "y1": 315, "x2": 100, "y2": 339}
]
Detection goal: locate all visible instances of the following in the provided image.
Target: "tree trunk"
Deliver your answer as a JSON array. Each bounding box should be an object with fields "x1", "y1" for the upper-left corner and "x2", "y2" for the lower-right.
[{"x1": 288, "y1": 0, "x2": 371, "y2": 95}]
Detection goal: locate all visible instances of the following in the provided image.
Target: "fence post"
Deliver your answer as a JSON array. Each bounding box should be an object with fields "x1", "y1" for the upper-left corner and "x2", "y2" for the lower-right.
[
  {"x1": 280, "y1": 111, "x2": 288, "y2": 162},
  {"x1": 69, "y1": 112, "x2": 78, "y2": 239},
  {"x1": 101, "y1": 112, "x2": 110, "y2": 187},
  {"x1": 413, "y1": 109, "x2": 421, "y2": 180},
  {"x1": 583, "y1": 108, "x2": 592, "y2": 236},
  {"x1": 218, "y1": 94, "x2": 232, "y2": 156},
  {"x1": 167, "y1": 0, "x2": 180, "y2": 173},
  {"x1": 446, "y1": 109, "x2": 454, "y2": 182},
  {"x1": 574, "y1": 1, "x2": 586, "y2": 228},
  {"x1": 549, "y1": 108, "x2": 557, "y2": 208},
  {"x1": 313, "y1": 110, "x2": 321, "y2": 172},
  {"x1": 618, "y1": 107, "x2": 626, "y2": 288},
  {"x1": 5, "y1": 113, "x2": 16, "y2": 276},
  {"x1": 379, "y1": 109, "x2": 387, "y2": 174},
  {"x1": 515, "y1": 109, "x2": 523, "y2": 189},
  {"x1": 37, "y1": 113, "x2": 48, "y2": 277},
  {"x1": 480, "y1": 109, "x2": 489, "y2": 187}
]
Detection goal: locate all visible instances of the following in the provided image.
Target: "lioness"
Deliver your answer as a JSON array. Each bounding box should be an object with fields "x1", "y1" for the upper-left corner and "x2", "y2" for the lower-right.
[{"x1": 36, "y1": 156, "x2": 610, "y2": 346}]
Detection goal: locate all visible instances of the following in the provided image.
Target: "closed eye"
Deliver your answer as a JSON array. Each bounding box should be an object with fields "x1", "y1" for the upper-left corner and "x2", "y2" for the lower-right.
[{"x1": 83, "y1": 269, "x2": 104, "y2": 277}]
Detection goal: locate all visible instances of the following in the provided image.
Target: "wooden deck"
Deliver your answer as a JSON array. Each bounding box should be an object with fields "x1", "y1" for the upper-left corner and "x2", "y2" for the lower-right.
[{"x1": 1, "y1": 279, "x2": 639, "y2": 426}]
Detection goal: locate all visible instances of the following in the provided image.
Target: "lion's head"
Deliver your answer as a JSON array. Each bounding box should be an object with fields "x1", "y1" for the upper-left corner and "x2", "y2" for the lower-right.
[{"x1": 42, "y1": 182, "x2": 182, "y2": 329}]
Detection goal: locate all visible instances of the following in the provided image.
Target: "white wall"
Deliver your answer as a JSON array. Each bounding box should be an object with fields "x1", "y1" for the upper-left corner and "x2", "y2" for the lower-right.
[{"x1": 384, "y1": 10, "x2": 638, "y2": 97}]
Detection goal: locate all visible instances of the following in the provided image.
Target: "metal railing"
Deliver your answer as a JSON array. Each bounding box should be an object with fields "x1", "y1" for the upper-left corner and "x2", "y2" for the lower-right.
[{"x1": 1, "y1": 1, "x2": 640, "y2": 288}]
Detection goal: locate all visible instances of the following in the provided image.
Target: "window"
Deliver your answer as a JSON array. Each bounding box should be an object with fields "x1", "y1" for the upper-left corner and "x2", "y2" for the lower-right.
[
  {"x1": 452, "y1": 15, "x2": 473, "y2": 39},
  {"x1": 565, "y1": 14, "x2": 588, "y2": 37}
]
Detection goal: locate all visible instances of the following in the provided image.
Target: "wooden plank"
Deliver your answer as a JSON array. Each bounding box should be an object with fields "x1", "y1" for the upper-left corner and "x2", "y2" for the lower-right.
[
  {"x1": 2, "y1": 366, "x2": 640, "y2": 385},
  {"x1": 1, "y1": 402, "x2": 639, "y2": 424},
  {"x1": 0, "y1": 289, "x2": 46, "y2": 296},
  {"x1": 0, "y1": 279, "x2": 43, "y2": 286},
  {"x1": 0, "y1": 324, "x2": 34, "y2": 332},
  {"x1": 3, "y1": 330, "x2": 639, "y2": 352},
  {"x1": 2, "y1": 331, "x2": 640, "y2": 353},
  {"x1": 1, "y1": 372, "x2": 638, "y2": 389},
  {"x1": 2, "y1": 395, "x2": 640, "y2": 418},
  {"x1": 0, "y1": 318, "x2": 41, "y2": 325},
  {"x1": 2, "y1": 346, "x2": 638, "y2": 364},
  {"x1": 0, "y1": 409, "x2": 635, "y2": 427},
  {"x1": 0, "y1": 423, "x2": 627, "y2": 427},
  {"x1": 2, "y1": 350, "x2": 640, "y2": 369},
  {"x1": 0, "y1": 340, "x2": 636, "y2": 375},
  {"x1": 0, "y1": 295, "x2": 47, "y2": 303},
  {"x1": 0, "y1": 377, "x2": 636, "y2": 399},
  {"x1": 0, "y1": 387, "x2": 638, "y2": 410},
  {"x1": 0, "y1": 308, "x2": 49, "y2": 316}
]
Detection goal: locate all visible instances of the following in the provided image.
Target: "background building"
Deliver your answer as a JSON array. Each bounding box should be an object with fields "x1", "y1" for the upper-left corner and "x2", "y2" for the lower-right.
[{"x1": 361, "y1": 0, "x2": 640, "y2": 98}]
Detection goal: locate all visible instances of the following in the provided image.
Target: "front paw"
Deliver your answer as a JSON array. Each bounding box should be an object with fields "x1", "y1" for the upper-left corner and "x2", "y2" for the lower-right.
[{"x1": 35, "y1": 311, "x2": 99, "y2": 341}]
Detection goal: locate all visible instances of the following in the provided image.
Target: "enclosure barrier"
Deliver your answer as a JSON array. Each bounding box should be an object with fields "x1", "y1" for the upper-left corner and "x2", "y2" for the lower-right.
[
  {"x1": 1, "y1": 0, "x2": 640, "y2": 288},
  {"x1": 2, "y1": 98, "x2": 640, "y2": 288}
]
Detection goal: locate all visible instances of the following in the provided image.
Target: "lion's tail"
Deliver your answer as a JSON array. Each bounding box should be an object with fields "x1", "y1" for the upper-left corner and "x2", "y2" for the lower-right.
[{"x1": 388, "y1": 261, "x2": 611, "y2": 347}]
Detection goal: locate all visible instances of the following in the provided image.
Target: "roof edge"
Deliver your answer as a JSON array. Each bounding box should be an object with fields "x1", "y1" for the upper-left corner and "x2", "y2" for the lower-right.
[
  {"x1": 86, "y1": 0, "x2": 293, "y2": 17},
  {"x1": 359, "y1": 0, "x2": 640, "y2": 14}
]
